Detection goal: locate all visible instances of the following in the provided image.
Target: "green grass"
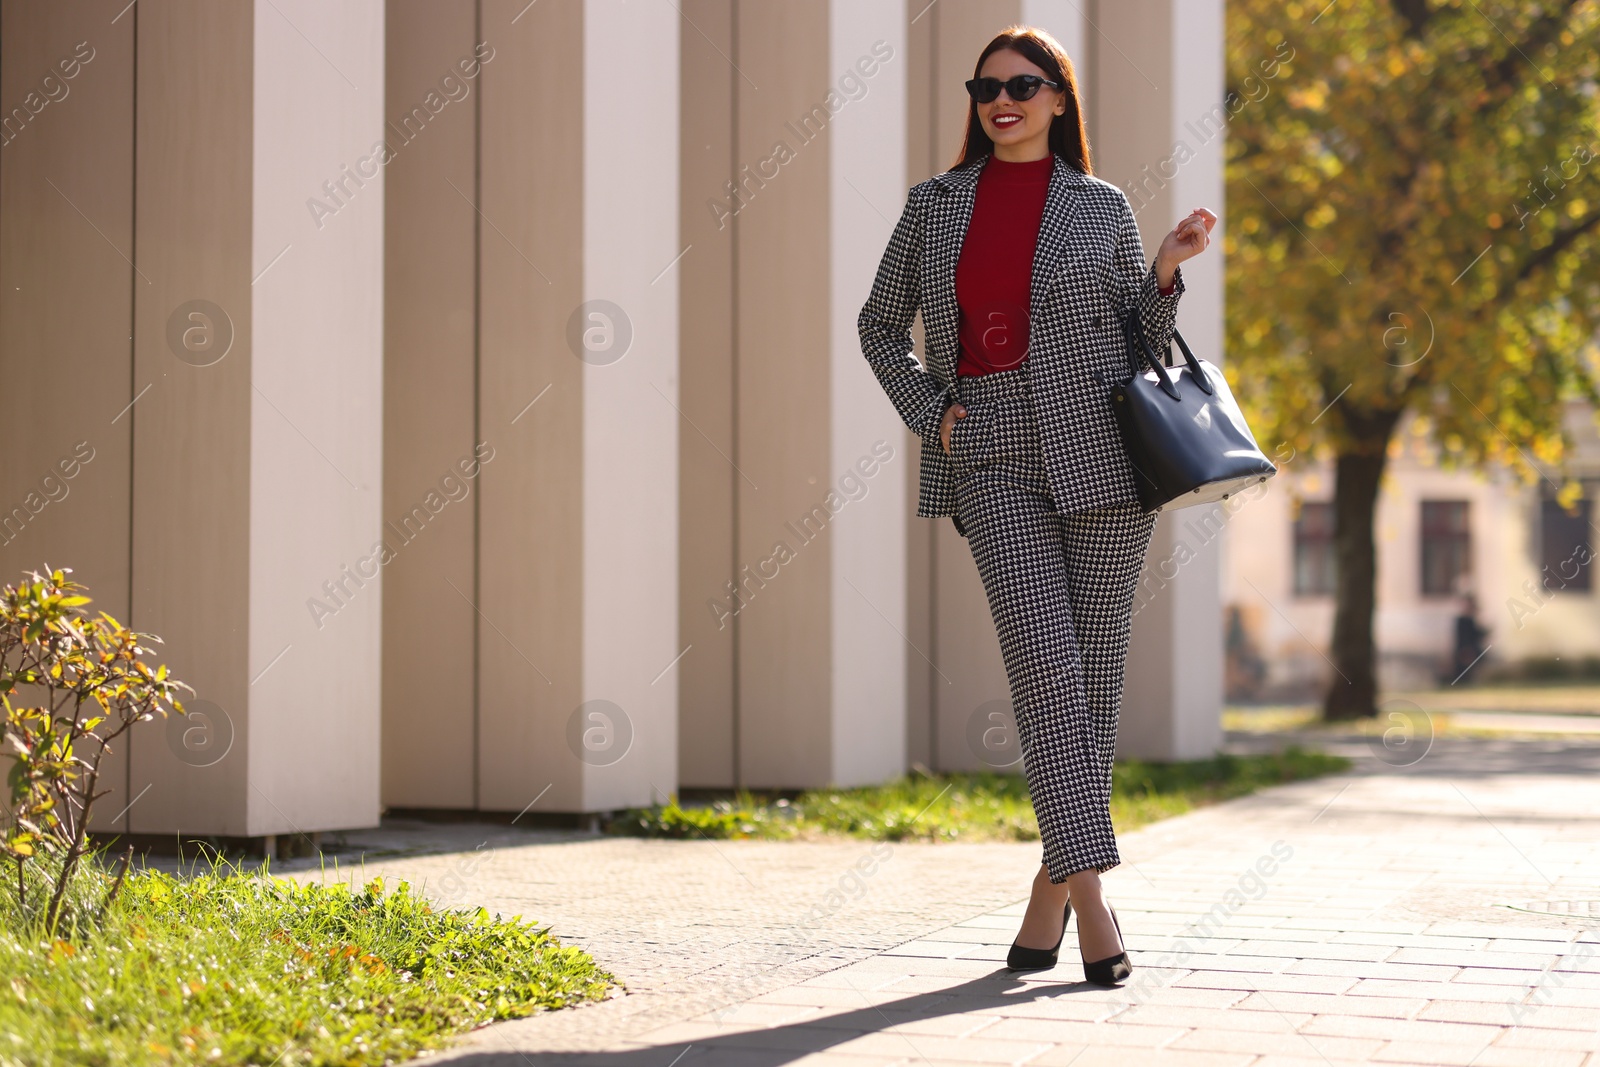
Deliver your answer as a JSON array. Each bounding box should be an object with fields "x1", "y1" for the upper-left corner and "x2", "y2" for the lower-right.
[
  {"x1": 0, "y1": 852, "x2": 614, "y2": 1067},
  {"x1": 606, "y1": 746, "x2": 1349, "y2": 842}
]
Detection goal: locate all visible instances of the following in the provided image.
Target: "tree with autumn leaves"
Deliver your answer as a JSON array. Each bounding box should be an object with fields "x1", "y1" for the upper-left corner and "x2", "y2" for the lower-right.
[{"x1": 1224, "y1": 0, "x2": 1600, "y2": 718}]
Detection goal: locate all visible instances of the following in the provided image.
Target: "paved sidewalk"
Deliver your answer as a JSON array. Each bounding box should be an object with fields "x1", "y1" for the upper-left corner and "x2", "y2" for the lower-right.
[{"x1": 267, "y1": 734, "x2": 1600, "y2": 1067}]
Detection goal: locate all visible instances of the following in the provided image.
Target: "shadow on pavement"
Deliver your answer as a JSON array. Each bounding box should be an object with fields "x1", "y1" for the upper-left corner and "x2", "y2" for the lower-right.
[{"x1": 441, "y1": 968, "x2": 1128, "y2": 1066}]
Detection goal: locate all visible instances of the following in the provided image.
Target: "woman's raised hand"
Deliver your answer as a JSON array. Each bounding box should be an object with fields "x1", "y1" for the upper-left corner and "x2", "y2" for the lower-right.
[{"x1": 1154, "y1": 206, "x2": 1218, "y2": 281}]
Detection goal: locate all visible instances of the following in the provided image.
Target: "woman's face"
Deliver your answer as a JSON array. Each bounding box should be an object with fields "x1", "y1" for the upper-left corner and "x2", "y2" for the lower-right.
[{"x1": 975, "y1": 49, "x2": 1065, "y2": 151}]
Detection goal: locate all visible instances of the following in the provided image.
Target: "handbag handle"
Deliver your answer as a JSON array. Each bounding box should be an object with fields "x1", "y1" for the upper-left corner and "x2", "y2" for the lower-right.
[{"x1": 1121, "y1": 305, "x2": 1214, "y2": 399}]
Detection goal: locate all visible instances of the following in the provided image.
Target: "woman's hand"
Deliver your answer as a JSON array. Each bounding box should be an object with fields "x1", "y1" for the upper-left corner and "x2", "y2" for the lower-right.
[
  {"x1": 1154, "y1": 206, "x2": 1218, "y2": 287},
  {"x1": 939, "y1": 402, "x2": 967, "y2": 455}
]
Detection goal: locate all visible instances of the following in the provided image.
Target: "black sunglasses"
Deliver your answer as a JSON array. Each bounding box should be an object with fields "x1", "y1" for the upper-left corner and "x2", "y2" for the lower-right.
[{"x1": 965, "y1": 74, "x2": 1062, "y2": 104}]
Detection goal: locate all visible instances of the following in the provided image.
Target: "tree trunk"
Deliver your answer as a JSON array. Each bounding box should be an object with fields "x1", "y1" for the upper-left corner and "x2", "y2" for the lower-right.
[{"x1": 1323, "y1": 407, "x2": 1403, "y2": 721}]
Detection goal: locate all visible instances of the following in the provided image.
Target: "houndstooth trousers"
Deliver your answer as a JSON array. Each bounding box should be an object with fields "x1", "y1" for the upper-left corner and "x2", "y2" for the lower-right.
[{"x1": 948, "y1": 360, "x2": 1157, "y2": 884}]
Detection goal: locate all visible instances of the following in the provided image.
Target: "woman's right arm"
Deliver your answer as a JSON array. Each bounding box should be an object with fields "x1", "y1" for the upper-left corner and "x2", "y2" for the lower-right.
[{"x1": 857, "y1": 184, "x2": 953, "y2": 442}]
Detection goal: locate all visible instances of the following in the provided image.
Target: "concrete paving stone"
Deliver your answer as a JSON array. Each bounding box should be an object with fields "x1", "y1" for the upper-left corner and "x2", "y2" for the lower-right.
[
  {"x1": 1101, "y1": 986, "x2": 1252, "y2": 1009},
  {"x1": 952, "y1": 914, "x2": 1030, "y2": 929},
  {"x1": 929, "y1": 926, "x2": 1024, "y2": 945},
  {"x1": 1221, "y1": 938, "x2": 1399, "y2": 962},
  {"x1": 1167, "y1": 1026, "x2": 1384, "y2": 1059},
  {"x1": 819, "y1": 1031, "x2": 1055, "y2": 1063},
  {"x1": 1231, "y1": 989, "x2": 1430, "y2": 1018},
  {"x1": 970, "y1": 1015, "x2": 1185, "y2": 1047},
  {"x1": 1461, "y1": 1050, "x2": 1592, "y2": 1067},
  {"x1": 1368, "y1": 1040, "x2": 1510, "y2": 1065},
  {"x1": 684, "y1": 1002, "x2": 827, "y2": 1027},
  {"x1": 879, "y1": 939, "x2": 995, "y2": 959},
  {"x1": 627, "y1": 1021, "x2": 866, "y2": 1053},
  {"x1": 1451, "y1": 966, "x2": 1553, "y2": 985},
  {"x1": 1520, "y1": 984, "x2": 1600, "y2": 1008},
  {"x1": 1299, "y1": 1013, "x2": 1504, "y2": 1043},
  {"x1": 1243, "y1": 1058, "x2": 1405, "y2": 1067},
  {"x1": 825, "y1": 957, "x2": 1008, "y2": 979},
  {"x1": 1493, "y1": 1026, "x2": 1600, "y2": 1051},
  {"x1": 1028, "y1": 1046, "x2": 1254, "y2": 1067},
  {"x1": 1420, "y1": 998, "x2": 1600, "y2": 1030},
  {"x1": 856, "y1": 973, "x2": 1040, "y2": 996},
  {"x1": 1142, "y1": 951, "x2": 1290, "y2": 974},
  {"x1": 911, "y1": 995, "x2": 1119, "y2": 1023},
  {"x1": 1120, "y1": 927, "x2": 1241, "y2": 953},
  {"x1": 630, "y1": 1047, "x2": 886, "y2": 1067},
  {"x1": 1108, "y1": 1002, "x2": 1311, "y2": 1031},
  {"x1": 1331, "y1": 932, "x2": 1494, "y2": 950},
  {"x1": 1487, "y1": 937, "x2": 1592, "y2": 952},
  {"x1": 1172, "y1": 969, "x2": 1359, "y2": 994},
  {"x1": 746, "y1": 987, "x2": 936, "y2": 1009},
  {"x1": 803, "y1": 1011, "x2": 1006, "y2": 1039},
  {"x1": 1538, "y1": 970, "x2": 1600, "y2": 988},
  {"x1": 1347, "y1": 977, "x2": 1541, "y2": 1002},
  {"x1": 767, "y1": 1056, "x2": 904, "y2": 1067},
  {"x1": 796, "y1": 970, "x2": 929, "y2": 993},
  {"x1": 1392, "y1": 946, "x2": 1564, "y2": 969},
  {"x1": 1425, "y1": 921, "x2": 1582, "y2": 939},
  {"x1": 1281, "y1": 957, "x2": 1462, "y2": 981},
  {"x1": 1277, "y1": 917, "x2": 1431, "y2": 934}
]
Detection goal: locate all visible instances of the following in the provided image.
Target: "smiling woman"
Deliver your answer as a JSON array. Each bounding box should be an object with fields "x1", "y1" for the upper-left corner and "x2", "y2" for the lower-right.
[{"x1": 856, "y1": 22, "x2": 1218, "y2": 986}]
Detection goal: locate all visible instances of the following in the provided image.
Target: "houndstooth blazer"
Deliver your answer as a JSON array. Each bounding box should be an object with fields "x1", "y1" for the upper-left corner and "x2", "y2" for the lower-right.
[{"x1": 857, "y1": 150, "x2": 1185, "y2": 521}]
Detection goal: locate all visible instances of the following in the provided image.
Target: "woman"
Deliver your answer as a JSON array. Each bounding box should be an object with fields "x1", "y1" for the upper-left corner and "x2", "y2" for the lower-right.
[{"x1": 857, "y1": 26, "x2": 1216, "y2": 984}]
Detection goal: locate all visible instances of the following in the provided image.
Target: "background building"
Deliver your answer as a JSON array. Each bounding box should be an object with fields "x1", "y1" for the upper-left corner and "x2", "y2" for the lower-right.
[
  {"x1": 1223, "y1": 399, "x2": 1600, "y2": 700},
  {"x1": 0, "y1": 0, "x2": 1225, "y2": 851}
]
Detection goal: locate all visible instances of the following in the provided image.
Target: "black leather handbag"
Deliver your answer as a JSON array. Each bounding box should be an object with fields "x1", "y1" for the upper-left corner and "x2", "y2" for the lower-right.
[{"x1": 1106, "y1": 305, "x2": 1277, "y2": 513}]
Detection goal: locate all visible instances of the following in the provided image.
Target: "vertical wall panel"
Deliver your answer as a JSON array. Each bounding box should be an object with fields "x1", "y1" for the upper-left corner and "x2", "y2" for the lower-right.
[
  {"x1": 580, "y1": 0, "x2": 680, "y2": 811},
  {"x1": 0, "y1": 0, "x2": 135, "y2": 830},
  {"x1": 830, "y1": 0, "x2": 910, "y2": 786},
  {"x1": 476, "y1": 0, "x2": 586, "y2": 813},
  {"x1": 381, "y1": 0, "x2": 481, "y2": 810},
  {"x1": 734, "y1": 0, "x2": 833, "y2": 787},
  {"x1": 677, "y1": 0, "x2": 737, "y2": 788},
  {"x1": 128, "y1": 0, "x2": 254, "y2": 835},
  {"x1": 246, "y1": 0, "x2": 385, "y2": 835}
]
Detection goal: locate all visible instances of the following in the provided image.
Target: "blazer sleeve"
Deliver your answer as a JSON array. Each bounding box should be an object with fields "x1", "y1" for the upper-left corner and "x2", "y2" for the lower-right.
[
  {"x1": 857, "y1": 183, "x2": 953, "y2": 442},
  {"x1": 1111, "y1": 189, "x2": 1185, "y2": 357}
]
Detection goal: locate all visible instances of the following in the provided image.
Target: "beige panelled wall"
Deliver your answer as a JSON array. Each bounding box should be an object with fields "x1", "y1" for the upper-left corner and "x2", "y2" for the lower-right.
[
  {"x1": 383, "y1": 0, "x2": 679, "y2": 816},
  {"x1": 0, "y1": 0, "x2": 135, "y2": 830},
  {"x1": 0, "y1": 0, "x2": 1223, "y2": 835},
  {"x1": 678, "y1": 1, "x2": 838, "y2": 789},
  {"x1": 2, "y1": 0, "x2": 387, "y2": 839}
]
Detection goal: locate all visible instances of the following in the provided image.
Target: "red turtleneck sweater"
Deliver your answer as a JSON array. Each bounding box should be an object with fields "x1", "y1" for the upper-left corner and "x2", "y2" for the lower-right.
[{"x1": 955, "y1": 153, "x2": 1173, "y2": 377}]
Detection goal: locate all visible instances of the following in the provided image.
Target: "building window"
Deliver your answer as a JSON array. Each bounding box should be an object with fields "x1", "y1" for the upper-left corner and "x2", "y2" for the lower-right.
[
  {"x1": 1420, "y1": 500, "x2": 1471, "y2": 597},
  {"x1": 1292, "y1": 501, "x2": 1336, "y2": 596},
  {"x1": 1540, "y1": 494, "x2": 1594, "y2": 593}
]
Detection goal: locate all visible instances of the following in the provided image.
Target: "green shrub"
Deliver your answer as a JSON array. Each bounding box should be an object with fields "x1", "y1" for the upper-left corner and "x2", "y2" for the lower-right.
[{"x1": 1, "y1": 566, "x2": 192, "y2": 938}]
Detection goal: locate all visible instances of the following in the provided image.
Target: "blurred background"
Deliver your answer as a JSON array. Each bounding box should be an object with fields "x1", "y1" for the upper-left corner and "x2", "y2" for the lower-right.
[{"x1": 1, "y1": 0, "x2": 1595, "y2": 853}]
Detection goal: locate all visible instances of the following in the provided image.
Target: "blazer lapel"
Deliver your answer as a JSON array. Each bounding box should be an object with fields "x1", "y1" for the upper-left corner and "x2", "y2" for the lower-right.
[{"x1": 924, "y1": 152, "x2": 1085, "y2": 380}]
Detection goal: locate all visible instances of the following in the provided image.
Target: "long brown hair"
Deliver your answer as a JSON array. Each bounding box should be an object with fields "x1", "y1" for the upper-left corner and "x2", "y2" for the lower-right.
[{"x1": 950, "y1": 26, "x2": 1092, "y2": 176}]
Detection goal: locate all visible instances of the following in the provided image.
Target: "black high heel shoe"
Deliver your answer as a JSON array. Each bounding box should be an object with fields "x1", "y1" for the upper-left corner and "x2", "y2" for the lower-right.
[
  {"x1": 1006, "y1": 898, "x2": 1072, "y2": 971},
  {"x1": 1080, "y1": 902, "x2": 1132, "y2": 986}
]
